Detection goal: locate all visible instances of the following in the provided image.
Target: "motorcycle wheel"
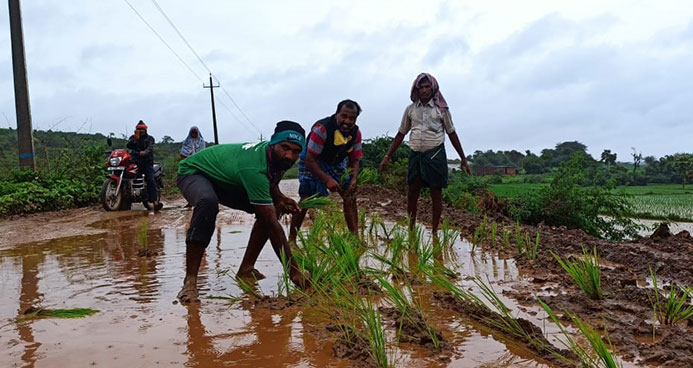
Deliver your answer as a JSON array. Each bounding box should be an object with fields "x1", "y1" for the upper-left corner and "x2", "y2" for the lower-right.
[{"x1": 100, "y1": 179, "x2": 127, "y2": 211}]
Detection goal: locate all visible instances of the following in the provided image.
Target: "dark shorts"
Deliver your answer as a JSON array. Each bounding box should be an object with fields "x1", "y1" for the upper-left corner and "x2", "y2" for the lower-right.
[
  {"x1": 177, "y1": 174, "x2": 255, "y2": 247},
  {"x1": 408, "y1": 144, "x2": 448, "y2": 189}
]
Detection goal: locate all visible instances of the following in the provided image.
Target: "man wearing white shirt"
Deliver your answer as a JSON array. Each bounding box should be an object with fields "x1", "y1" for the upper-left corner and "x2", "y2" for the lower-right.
[{"x1": 379, "y1": 73, "x2": 471, "y2": 237}]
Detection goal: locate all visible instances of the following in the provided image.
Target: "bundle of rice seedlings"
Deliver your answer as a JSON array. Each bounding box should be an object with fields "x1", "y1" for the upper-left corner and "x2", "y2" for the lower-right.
[
  {"x1": 20, "y1": 307, "x2": 99, "y2": 320},
  {"x1": 648, "y1": 267, "x2": 693, "y2": 326},
  {"x1": 490, "y1": 221, "x2": 497, "y2": 247},
  {"x1": 359, "y1": 298, "x2": 390, "y2": 367},
  {"x1": 299, "y1": 193, "x2": 335, "y2": 209},
  {"x1": 552, "y1": 247, "x2": 602, "y2": 300}
]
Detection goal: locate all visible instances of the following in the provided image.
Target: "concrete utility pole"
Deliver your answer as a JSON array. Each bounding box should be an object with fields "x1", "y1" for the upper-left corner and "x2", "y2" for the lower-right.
[
  {"x1": 203, "y1": 74, "x2": 220, "y2": 145},
  {"x1": 8, "y1": 0, "x2": 36, "y2": 169}
]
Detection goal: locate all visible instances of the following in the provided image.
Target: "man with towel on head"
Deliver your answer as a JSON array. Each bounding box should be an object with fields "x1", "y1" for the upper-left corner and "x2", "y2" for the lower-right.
[
  {"x1": 176, "y1": 121, "x2": 309, "y2": 304},
  {"x1": 379, "y1": 73, "x2": 472, "y2": 239}
]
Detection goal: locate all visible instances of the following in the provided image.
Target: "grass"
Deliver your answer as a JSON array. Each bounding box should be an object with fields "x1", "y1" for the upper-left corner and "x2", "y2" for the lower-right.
[
  {"x1": 536, "y1": 297, "x2": 622, "y2": 368},
  {"x1": 648, "y1": 267, "x2": 693, "y2": 326},
  {"x1": 552, "y1": 247, "x2": 602, "y2": 300}
]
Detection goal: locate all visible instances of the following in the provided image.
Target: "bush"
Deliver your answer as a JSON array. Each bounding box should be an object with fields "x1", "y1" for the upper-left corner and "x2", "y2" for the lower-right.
[
  {"x1": 485, "y1": 175, "x2": 503, "y2": 184},
  {"x1": 0, "y1": 144, "x2": 106, "y2": 216},
  {"x1": 505, "y1": 154, "x2": 641, "y2": 241}
]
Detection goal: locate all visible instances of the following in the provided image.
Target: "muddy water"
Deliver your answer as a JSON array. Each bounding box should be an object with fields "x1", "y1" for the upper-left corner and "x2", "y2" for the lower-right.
[{"x1": 1, "y1": 199, "x2": 571, "y2": 368}]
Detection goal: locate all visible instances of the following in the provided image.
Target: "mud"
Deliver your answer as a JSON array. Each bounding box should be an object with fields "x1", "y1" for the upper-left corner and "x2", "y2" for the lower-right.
[
  {"x1": 358, "y1": 184, "x2": 693, "y2": 367},
  {"x1": 1, "y1": 181, "x2": 692, "y2": 367}
]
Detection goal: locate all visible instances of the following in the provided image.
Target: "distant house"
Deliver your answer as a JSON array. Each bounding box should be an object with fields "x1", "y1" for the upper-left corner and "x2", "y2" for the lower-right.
[{"x1": 474, "y1": 166, "x2": 518, "y2": 176}]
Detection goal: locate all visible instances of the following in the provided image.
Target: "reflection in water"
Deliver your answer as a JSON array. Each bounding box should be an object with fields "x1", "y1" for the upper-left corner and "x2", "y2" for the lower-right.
[
  {"x1": 18, "y1": 249, "x2": 42, "y2": 368},
  {"x1": 0, "y1": 213, "x2": 560, "y2": 368}
]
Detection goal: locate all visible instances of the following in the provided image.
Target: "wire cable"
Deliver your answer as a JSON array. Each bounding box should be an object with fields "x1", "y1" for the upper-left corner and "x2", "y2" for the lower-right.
[
  {"x1": 122, "y1": 0, "x2": 204, "y2": 84},
  {"x1": 148, "y1": 0, "x2": 261, "y2": 134}
]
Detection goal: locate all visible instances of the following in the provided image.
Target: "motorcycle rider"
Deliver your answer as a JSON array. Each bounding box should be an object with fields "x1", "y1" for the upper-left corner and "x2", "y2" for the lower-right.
[{"x1": 127, "y1": 120, "x2": 163, "y2": 211}]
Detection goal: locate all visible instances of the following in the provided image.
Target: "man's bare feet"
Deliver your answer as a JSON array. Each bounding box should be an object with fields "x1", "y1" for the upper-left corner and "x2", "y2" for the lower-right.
[
  {"x1": 290, "y1": 269, "x2": 311, "y2": 290},
  {"x1": 177, "y1": 285, "x2": 200, "y2": 304},
  {"x1": 236, "y1": 267, "x2": 266, "y2": 281}
]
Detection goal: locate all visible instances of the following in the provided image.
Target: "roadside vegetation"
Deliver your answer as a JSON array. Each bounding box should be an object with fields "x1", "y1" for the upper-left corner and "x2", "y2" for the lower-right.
[{"x1": 0, "y1": 128, "x2": 184, "y2": 216}]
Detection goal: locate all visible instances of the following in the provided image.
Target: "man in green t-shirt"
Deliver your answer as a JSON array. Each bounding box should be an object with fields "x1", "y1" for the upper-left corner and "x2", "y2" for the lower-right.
[{"x1": 176, "y1": 121, "x2": 308, "y2": 304}]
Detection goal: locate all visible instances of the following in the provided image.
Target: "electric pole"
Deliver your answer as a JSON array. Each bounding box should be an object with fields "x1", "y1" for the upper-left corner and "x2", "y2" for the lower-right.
[
  {"x1": 8, "y1": 0, "x2": 36, "y2": 169},
  {"x1": 203, "y1": 74, "x2": 219, "y2": 145}
]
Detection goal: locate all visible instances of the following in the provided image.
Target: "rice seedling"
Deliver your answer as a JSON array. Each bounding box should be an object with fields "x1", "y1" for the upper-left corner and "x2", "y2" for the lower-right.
[
  {"x1": 219, "y1": 269, "x2": 263, "y2": 299},
  {"x1": 407, "y1": 225, "x2": 425, "y2": 252},
  {"x1": 479, "y1": 217, "x2": 488, "y2": 242},
  {"x1": 205, "y1": 295, "x2": 242, "y2": 303},
  {"x1": 514, "y1": 225, "x2": 525, "y2": 254},
  {"x1": 359, "y1": 297, "x2": 390, "y2": 367},
  {"x1": 338, "y1": 169, "x2": 350, "y2": 188},
  {"x1": 552, "y1": 247, "x2": 602, "y2": 300},
  {"x1": 368, "y1": 213, "x2": 385, "y2": 240},
  {"x1": 359, "y1": 210, "x2": 368, "y2": 240},
  {"x1": 328, "y1": 231, "x2": 364, "y2": 279},
  {"x1": 278, "y1": 249, "x2": 292, "y2": 297},
  {"x1": 648, "y1": 267, "x2": 693, "y2": 326},
  {"x1": 536, "y1": 296, "x2": 622, "y2": 368},
  {"x1": 439, "y1": 218, "x2": 460, "y2": 249},
  {"x1": 525, "y1": 232, "x2": 540, "y2": 261},
  {"x1": 299, "y1": 193, "x2": 335, "y2": 209},
  {"x1": 379, "y1": 276, "x2": 441, "y2": 349},
  {"x1": 473, "y1": 276, "x2": 552, "y2": 353},
  {"x1": 20, "y1": 307, "x2": 99, "y2": 321},
  {"x1": 502, "y1": 228, "x2": 510, "y2": 249},
  {"x1": 490, "y1": 221, "x2": 497, "y2": 247},
  {"x1": 472, "y1": 226, "x2": 483, "y2": 249}
]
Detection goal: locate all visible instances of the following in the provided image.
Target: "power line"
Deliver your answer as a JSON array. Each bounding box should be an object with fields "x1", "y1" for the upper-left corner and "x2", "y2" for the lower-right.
[
  {"x1": 147, "y1": 0, "x2": 261, "y2": 135},
  {"x1": 149, "y1": 0, "x2": 212, "y2": 75},
  {"x1": 215, "y1": 77, "x2": 261, "y2": 135},
  {"x1": 122, "y1": 0, "x2": 204, "y2": 84}
]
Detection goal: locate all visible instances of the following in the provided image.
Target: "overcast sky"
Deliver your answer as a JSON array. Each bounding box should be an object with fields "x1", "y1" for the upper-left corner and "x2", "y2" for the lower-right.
[{"x1": 2, "y1": 0, "x2": 692, "y2": 160}]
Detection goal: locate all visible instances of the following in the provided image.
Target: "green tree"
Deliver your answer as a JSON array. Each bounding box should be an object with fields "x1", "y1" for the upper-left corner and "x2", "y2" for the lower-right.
[
  {"x1": 160, "y1": 135, "x2": 174, "y2": 144},
  {"x1": 669, "y1": 153, "x2": 693, "y2": 188},
  {"x1": 600, "y1": 149, "x2": 617, "y2": 166},
  {"x1": 521, "y1": 154, "x2": 546, "y2": 174}
]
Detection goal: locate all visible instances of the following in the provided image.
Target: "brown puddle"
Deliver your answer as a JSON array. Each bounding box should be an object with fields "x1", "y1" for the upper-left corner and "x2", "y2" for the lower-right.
[{"x1": 1, "y1": 209, "x2": 576, "y2": 368}]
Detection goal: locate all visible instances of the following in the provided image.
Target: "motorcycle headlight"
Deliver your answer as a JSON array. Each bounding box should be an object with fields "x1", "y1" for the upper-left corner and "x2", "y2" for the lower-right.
[{"x1": 109, "y1": 157, "x2": 122, "y2": 166}]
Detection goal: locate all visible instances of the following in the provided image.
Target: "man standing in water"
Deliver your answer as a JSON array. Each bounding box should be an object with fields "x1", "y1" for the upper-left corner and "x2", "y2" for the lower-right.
[
  {"x1": 379, "y1": 73, "x2": 471, "y2": 237},
  {"x1": 176, "y1": 121, "x2": 308, "y2": 303},
  {"x1": 288, "y1": 100, "x2": 363, "y2": 244}
]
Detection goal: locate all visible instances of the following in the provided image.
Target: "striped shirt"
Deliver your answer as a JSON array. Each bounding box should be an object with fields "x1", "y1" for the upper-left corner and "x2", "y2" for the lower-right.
[
  {"x1": 306, "y1": 125, "x2": 363, "y2": 160},
  {"x1": 398, "y1": 99, "x2": 456, "y2": 152}
]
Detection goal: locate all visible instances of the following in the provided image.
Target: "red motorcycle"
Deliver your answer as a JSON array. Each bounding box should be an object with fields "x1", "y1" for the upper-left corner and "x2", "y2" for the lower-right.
[{"x1": 100, "y1": 144, "x2": 164, "y2": 211}]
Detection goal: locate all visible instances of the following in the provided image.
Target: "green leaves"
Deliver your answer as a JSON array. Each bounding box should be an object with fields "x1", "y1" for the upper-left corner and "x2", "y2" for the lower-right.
[{"x1": 552, "y1": 247, "x2": 602, "y2": 300}]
